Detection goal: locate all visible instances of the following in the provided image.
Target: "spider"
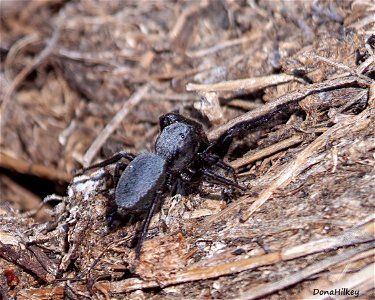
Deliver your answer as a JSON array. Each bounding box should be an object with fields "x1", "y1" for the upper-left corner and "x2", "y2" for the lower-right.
[{"x1": 77, "y1": 112, "x2": 245, "y2": 258}]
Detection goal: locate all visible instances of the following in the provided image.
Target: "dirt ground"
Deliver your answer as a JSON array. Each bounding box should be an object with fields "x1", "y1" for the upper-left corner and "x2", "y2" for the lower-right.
[{"x1": 0, "y1": 0, "x2": 374, "y2": 299}]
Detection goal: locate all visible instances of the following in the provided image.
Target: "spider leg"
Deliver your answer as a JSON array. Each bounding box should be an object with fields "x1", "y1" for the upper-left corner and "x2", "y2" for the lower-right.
[
  {"x1": 113, "y1": 162, "x2": 128, "y2": 188},
  {"x1": 21, "y1": 194, "x2": 64, "y2": 218},
  {"x1": 75, "y1": 151, "x2": 136, "y2": 175},
  {"x1": 133, "y1": 172, "x2": 173, "y2": 261},
  {"x1": 198, "y1": 153, "x2": 238, "y2": 183},
  {"x1": 134, "y1": 191, "x2": 164, "y2": 260},
  {"x1": 164, "y1": 173, "x2": 176, "y2": 190},
  {"x1": 179, "y1": 168, "x2": 196, "y2": 182},
  {"x1": 200, "y1": 168, "x2": 246, "y2": 191},
  {"x1": 175, "y1": 169, "x2": 200, "y2": 194}
]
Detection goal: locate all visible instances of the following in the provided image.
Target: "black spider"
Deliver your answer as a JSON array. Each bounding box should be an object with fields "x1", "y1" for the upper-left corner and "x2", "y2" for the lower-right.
[{"x1": 77, "y1": 112, "x2": 245, "y2": 258}]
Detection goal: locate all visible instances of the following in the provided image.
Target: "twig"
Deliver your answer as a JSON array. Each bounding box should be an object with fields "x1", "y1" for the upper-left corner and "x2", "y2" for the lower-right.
[
  {"x1": 238, "y1": 108, "x2": 372, "y2": 223},
  {"x1": 4, "y1": 33, "x2": 40, "y2": 82},
  {"x1": 335, "y1": 248, "x2": 375, "y2": 268},
  {"x1": 230, "y1": 134, "x2": 304, "y2": 169},
  {"x1": 236, "y1": 243, "x2": 375, "y2": 300},
  {"x1": 0, "y1": 241, "x2": 54, "y2": 283},
  {"x1": 14, "y1": 287, "x2": 65, "y2": 300},
  {"x1": 356, "y1": 56, "x2": 374, "y2": 75},
  {"x1": 21, "y1": 194, "x2": 63, "y2": 219},
  {"x1": 300, "y1": 263, "x2": 375, "y2": 300},
  {"x1": 55, "y1": 48, "x2": 119, "y2": 67},
  {"x1": 149, "y1": 65, "x2": 213, "y2": 81},
  {"x1": 0, "y1": 20, "x2": 62, "y2": 134},
  {"x1": 0, "y1": 152, "x2": 72, "y2": 182},
  {"x1": 369, "y1": 82, "x2": 375, "y2": 108},
  {"x1": 227, "y1": 99, "x2": 263, "y2": 111},
  {"x1": 186, "y1": 35, "x2": 260, "y2": 58},
  {"x1": 1, "y1": 176, "x2": 52, "y2": 222},
  {"x1": 93, "y1": 220, "x2": 374, "y2": 293},
  {"x1": 207, "y1": 75, "x2": 371, "y2": 141},
  {"x1": 186, "y1": 74, "x2": 296, "y2": 94},
  {"x1": 205, "y1": 108, "x2": 373, "y2": 227},
  {"x1": 12, "y1": 221, "x2": 375, "y2": 297},
  {"x1": 169, "y1": 1, "x2": 208, "y2": 49},
  {"x1": 146, "y1": 92, "x2": 195, "y2": 102},
  {"x1": 82, "y1": 85, "x2": 149, "y2": 166},
  {"x1": 307, "y1": 53, "x2": 374, "y2": 83},
  {"x1": 306, "y1": 53, "x2": 354, "y2": 74},
  {"x1": 349, "y1": 14, "x2": 375, "y2": 30}
]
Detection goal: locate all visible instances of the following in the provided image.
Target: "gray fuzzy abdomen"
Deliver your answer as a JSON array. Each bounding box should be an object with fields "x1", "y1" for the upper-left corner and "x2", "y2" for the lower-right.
[{"x1": 115, "y1": 153, "x2": 166, "y2": 214}]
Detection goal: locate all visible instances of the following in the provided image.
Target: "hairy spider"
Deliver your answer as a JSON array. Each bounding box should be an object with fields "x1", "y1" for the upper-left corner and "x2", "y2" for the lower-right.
[{"x1": 77, "y1": 112, "x2": 245, "y2": 258}]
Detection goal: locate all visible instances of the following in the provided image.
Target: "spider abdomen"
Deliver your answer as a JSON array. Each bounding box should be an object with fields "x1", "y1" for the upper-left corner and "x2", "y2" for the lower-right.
[{"x1": 115, "y1": 153, "x2": 166, "y2": 215}]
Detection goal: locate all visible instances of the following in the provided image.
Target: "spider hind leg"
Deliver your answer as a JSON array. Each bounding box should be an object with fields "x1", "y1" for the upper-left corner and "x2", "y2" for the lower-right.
[{"x1": 75, "y1": 151, "x2": 136, "y2": 175}]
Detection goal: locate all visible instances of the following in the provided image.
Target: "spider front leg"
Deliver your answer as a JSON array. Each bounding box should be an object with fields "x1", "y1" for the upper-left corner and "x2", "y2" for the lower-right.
[
  {"x1": 75, "y1": 151, "x2": 136, "y2": 175},
  {"x1": 133, "y1": 173, "x2": 173, "y2": 261},
  {"x1": 200, "y1": 167, "x2": 246, "y2": 191},
  {"x1": 198, "y1": 152, "x2": 238, "y2": 183},
  {"x1": 134, "y1": 191, "x2": 164, "y2": 261},
  {"x1": 113, "y1": 162, "x2": 128, "y2": 188}
]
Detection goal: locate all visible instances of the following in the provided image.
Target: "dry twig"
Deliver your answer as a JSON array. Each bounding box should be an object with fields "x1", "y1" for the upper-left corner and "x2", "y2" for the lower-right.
[
  {"x1": 1, "y1": 176, "x2": 51, "y2": 221},
  {"x1": 0, "y1": 152, "x2": 71, "y2": 182},
  {"x1": 298, "y1": 262, "x2": 375, "y2": 300},
  {"x1": 208, "y1": 75, "x2": 371, "y2": 141},
  {"x1": 94, "y1": 220, "x2": 374, "y2": 294},
  {"x1": 186, "y1": 74, "x2": 296, "y2": 94},
  {"x1": 82, "y1": 85, "x2": 149, "y2": 166},
  {"x1": 230, "y1": 134, "x2": 304, "y2": 169},
  {"x1": 186, "y1": 35, "x2": 260, "y2": 58},
  {"x1": 237, "y1": 243, "x2": 374, "y2": 300},
  {"x1": 206, "y1": 107, "x2": 372, "y2": 227},
  {"x1": 0, "y1": 20, "x2": 62, "y2": 134}
]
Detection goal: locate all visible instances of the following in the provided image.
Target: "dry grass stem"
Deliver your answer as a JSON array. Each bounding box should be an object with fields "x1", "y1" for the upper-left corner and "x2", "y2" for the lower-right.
[
  {"x1": 239, "y1": 108, "x2": 372, "y2": 222},
  {"x1": 0, "y1": 152, "x2": 71, "y2": 182},
  {"x1": 208, "y1": 76, "x2": 370, "y2": 141},
  {"x1": 300, "y1": 263, "x2": 375, "y2": 300},
  {"x1": 186, "y1": 74, "x2": 296, "y2": 94},
  {"x1": 0, "y1": 21, "x2": 61, "y2": 133},
  {"x1": 231, "y1": 134, "x2": 304, "y2": 169},
  {"x1": 82, "y1": 85, "x2": 149, "y2": 166},
  {"x1": 238, "y1": 243, "x2": 374, "y2": 300},
  {"x1": 94, "y1": 221, "x2": 374, "y2": 294}
]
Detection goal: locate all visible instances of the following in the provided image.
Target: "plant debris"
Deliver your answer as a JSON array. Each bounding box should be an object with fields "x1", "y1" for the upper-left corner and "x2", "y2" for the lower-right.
[{"x1": 0, "y1": 0, "x2": 374, "y2": 299}]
